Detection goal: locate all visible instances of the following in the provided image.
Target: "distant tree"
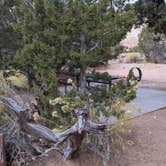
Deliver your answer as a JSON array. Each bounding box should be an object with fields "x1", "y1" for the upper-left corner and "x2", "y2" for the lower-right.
[
  {"x1": 138, "y1": 27, "x2": 166, "y2": 63},
  {"x1": 135, "y1": 0, "x2": 166, "y2": 34}
]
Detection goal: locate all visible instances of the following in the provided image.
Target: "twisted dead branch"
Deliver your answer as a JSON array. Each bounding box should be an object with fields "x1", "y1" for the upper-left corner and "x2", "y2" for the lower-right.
[{"x1": 1, "y1": 95, "x2": 106, "y2": 162}]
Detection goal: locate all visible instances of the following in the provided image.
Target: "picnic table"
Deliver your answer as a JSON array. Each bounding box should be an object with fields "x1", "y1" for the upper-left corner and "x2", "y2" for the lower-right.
[{"x1": 57, "y1": 67, "x2": 142, "y2": 93}]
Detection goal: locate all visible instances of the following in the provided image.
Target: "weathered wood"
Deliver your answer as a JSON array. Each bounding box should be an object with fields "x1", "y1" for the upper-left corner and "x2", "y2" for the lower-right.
[
  {"x1": 2, "y1": 95, "x2": 106, "y2": 160},
  {"x1": 0, "y1": 133, "x2": 6, "y2": 166}
]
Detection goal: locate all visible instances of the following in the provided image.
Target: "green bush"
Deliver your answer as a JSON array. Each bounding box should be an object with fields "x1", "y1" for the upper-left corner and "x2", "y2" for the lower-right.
[
  {"x1": 0, "y1": 71, "x2": 12, "y2": 96},
  {"x1": 92, "y1": 71, "x2": 112, "y2": 82},
  {"x1": 0, "y1": 71, "x2": 13, "y2": 129},
  {"x1": 4, "y1": 69, "x2": 29, "y2": 90},
  {"x1": 109, "y1": 80, "x2": 136, "y2": 102}
]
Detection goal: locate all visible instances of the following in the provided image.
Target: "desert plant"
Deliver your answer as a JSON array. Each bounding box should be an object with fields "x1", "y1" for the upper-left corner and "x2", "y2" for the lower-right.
[
  {"x1": 85, "y1": 97, "x2": 131, "y2": 165},
  {"x1": 4, "y1": 69, "x2": 29, "y2": 90},
  {"x1": 0, "y1": 71, "x2": 12, "y2": 96},
  {"x1": 125, "y1": 52, "x2": 141, "y2": 63},
  {"x1": 49, "y1": 90, "x2": 86, "y2": 129},
  {"x1": 47, "y1": 78, "x2": 136, "y2": 164},
  {"x1": 0, "y1": 71, "x2": 12, "y2": 129}
]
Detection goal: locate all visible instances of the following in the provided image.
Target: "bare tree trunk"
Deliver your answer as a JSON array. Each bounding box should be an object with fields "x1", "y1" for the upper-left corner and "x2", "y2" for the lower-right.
[
  {"x1": 80, "y1": 67, "x2": 87, "y2": 94},
  {"x1": 80, "y1": 34, "x2": 87, "y2": 94},
  {"x1": 0, "y1": 133, "x2": 6, "y2": 166}
]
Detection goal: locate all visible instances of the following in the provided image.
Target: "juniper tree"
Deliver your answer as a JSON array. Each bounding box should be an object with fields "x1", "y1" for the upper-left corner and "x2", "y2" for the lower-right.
[
  {"x1": 0, "y1": 0, "x2": 21, "y2": 69},
  {"x1": 14, "y1": 0, "x2": 136, "y2": 92}
]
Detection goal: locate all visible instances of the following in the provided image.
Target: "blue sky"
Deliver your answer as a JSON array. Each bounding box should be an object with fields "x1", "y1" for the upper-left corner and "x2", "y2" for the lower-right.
[{"x1": 129, "y1": 0, "x2": 138, "y2": 4}]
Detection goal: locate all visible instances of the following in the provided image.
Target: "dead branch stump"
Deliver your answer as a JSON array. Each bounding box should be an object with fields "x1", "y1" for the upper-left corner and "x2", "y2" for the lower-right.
[{"x1": 0, "y1": 133, "x2": 6, "y2": 166}]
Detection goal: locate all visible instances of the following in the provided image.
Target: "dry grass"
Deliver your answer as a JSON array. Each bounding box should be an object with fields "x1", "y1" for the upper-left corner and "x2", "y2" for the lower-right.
[
  {"x1": 125, "y1": 52, "x2": 141, "y2": 63},
  {"x1": 6, "y1": 71, "x2": 29, "y2": 90}
]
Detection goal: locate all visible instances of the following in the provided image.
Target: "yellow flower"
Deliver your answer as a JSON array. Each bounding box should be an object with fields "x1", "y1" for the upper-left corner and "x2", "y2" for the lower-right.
[
  {"x1": 62, "y1": 105, "x2": 70, "y2": 113},
  {"x1": 52, "y1": 111, "x2": 58, "y2": 117},
  {"x1": 49, "y1": 97, "x2": 63, "y2": 105}
]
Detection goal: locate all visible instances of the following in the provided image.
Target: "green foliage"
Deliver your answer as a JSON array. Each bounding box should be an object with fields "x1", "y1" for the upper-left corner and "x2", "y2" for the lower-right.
[
  {"x1": 0, "y1": 71, "x2": 12, "y2": 96},
  {"x1": 92, "y1": 71, "x2": 112, "y2": 82},
  {"x1": 0, "y1": 0, "x2": 137, "y2": 132},
  {"x1": 45, "y1": 78, "x2": 136, "y2": 130},
  {"x1": 13, "y1": 0, "x2": 136, "y2": 91},
  {"x1": 109, "y1": 80, "x2": 136, "y2": 102},
  {"x1": 4, "y1": 69, "x2": 29, "y2": 89},
  {"x1": 89, "y1": 79, "x2": 136, "y2": 118},
  {"x1": 0, "y1": 0, "x2": 21, "y2": 69},
  {"x1": 49, "y1": 89, "x2": 86, "y2": 129},
  {"x1": 135, "y1": 0, "x2": 166, "y2": 34},
  {"x1": 0, "y1": 71, "x2": 13, "y2": 129},
  {"x1": 0, "y1": 105, "x2": 12, "y2": 130}
]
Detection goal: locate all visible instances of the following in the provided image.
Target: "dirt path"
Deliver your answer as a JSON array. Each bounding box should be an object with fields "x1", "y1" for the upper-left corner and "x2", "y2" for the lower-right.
[
  {"x1": 32, "y1": 108, "x2": 166, "y2": 166},
  {"x1": 111, "y1": 107, "x2": 166, "y2": 166},
  {"x1": 32, "y1": 147, "x2": 103, "y2": 166}
]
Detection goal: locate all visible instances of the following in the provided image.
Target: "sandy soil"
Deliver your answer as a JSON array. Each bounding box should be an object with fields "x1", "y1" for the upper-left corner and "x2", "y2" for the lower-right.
[
  {"x1": 32, "y1": 147, "x2": 103, "y2": 166},
  {"x1": 94, "y1": 61, "x2": 166, "y2": 90},
  {"x1": 111, "y1": 108, "x2": 166, "y2": 166},
  {"x1": 32, "y1": 108, "x2": 166, "y2": 166}
]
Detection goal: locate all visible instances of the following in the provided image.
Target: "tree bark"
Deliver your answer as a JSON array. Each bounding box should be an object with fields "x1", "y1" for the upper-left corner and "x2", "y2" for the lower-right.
[
  {"x1": 80, "y1": 34, "x2": 87, "y2": 94},
  {"x1": 80, "y1": 68, "x2": 87, "y2": 94},
  {"x1": 0, "y1": 133, "x2": 6, "y2": 166}
]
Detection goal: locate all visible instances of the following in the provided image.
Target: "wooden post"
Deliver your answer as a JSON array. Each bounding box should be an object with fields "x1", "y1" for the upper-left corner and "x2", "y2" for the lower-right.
[{"x1": 0, "y1": 133, "x2": 6, "y2": 166}]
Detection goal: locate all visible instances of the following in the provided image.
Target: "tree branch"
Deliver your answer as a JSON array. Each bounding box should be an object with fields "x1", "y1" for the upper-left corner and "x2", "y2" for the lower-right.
[{"x1": 87, "y1": 42, "x2": 99, "y2": 53}]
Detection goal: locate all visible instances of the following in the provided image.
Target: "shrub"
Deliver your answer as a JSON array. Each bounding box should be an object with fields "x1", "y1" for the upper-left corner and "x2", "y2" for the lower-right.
[
  {"x1": 5, "y1": 70, "x2": 29, "y2": 90},
  {"x1": 49, "y1": 89, "x2": 86, "y2": 129},
  {"x1": 48, "y1": 78, "x2": 136, "y2": 130},
  {"x1": 92, "y1": 71, "x2": 112, "y2": 82},
  {"x1": 0, "y1": 71, "x2": 14, "y2": 129},
  {"x1": 0, "y1": 71, "x2": 12, "y2": 96},
  {"x1": 125, "y1": 52, "x2": 141, "y2": 63}
]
